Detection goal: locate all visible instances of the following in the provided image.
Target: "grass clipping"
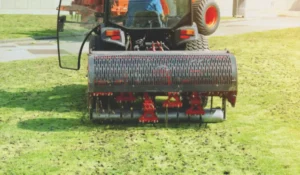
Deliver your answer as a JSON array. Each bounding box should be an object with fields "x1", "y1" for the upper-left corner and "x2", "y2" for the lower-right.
[{"x1": 0, "y1": 28, "x2": 300, "y2": 174}]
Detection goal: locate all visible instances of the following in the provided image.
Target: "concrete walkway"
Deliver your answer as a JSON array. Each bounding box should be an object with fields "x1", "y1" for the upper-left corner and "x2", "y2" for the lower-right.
[
  {"x1": 1, "y1": 16, "x2": 300, "y2": 62},
  {"x1": 212, "y1": 16, "x2": 300, "y2": 36},
  {"x1": 0, "y1": 39, "x2": 57, "y2": 62}
]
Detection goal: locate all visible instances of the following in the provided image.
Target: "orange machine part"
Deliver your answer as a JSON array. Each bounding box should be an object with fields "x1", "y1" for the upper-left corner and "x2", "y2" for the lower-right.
[
  {"x1": 110, "y1": 0, "x2": 170, "y2": 16},
  {"x1": 73, "y1": 0, "x2": 170, "y2": 16},
  {"x1": 160, "y1": 0, "x2": 170, "y2": 15},
  {"x1": 111, "y1": 0, "x2": 129, "y2": 16},
  {"x1": 82, "y1": 0, "x2": 95, "y2": 5},
  {"x1": 70, "y1": 0, "x2": 171, "y2": 17}
]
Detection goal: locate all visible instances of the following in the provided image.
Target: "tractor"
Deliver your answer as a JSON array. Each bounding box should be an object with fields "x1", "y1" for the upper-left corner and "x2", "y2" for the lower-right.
[{"x1": 56, "y1": 0, "x2": 238, "y2": 125}]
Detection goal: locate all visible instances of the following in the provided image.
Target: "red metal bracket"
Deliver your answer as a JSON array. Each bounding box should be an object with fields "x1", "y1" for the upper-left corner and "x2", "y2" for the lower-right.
[
  {"x1": 149, "y1": 41, "x2": 164, "y2": 51},
  {"x1": 115, "y1": 92, "x2": 136, "y2": 103},
  {"x1": 186, "y1": 92, "x2": 205, "y2": 115},
  {"x1": 227, "y1": 92, "x2": 237, "y2": 107},
  {"x1": 139, "y1": 93, "x2": 159, "y2": 123},
  {"x1": 163, "y1": 92, "x2": 183, "y2": 108}
]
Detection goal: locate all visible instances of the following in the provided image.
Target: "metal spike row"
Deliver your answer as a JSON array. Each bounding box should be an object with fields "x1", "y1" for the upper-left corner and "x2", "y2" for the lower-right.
[{"x1": 115, "y1": 92, "x2": 136, "y2": 103}]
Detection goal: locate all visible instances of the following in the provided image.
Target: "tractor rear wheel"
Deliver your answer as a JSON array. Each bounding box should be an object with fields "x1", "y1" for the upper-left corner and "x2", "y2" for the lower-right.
[
  {"x1": 89, "y1": 35, "x2": 104, "y2": 52},
  {"x1": 185, "y1": 34, "x2": 209, "y2": 51},
  {"x1": 88, "y1": 95, "x2": 96, "y2": 120},
  {"x1": 193, "y1": 0, "x2": 220, "y2": 36},
  {"x1": 182, "y1": 35, "x2": 209, "y2": 107}
]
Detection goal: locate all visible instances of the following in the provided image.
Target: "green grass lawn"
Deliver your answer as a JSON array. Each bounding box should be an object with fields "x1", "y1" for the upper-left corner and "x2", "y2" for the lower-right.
[
  {"x1": 0, "y1": 14, "x2": 236, "y2": 40},
  {"x1": 0, "y1": 28, "x2": 299, "y2": 175},
  {"x1": 0, "y1": 15, "x2": 57, "y2": 39}
]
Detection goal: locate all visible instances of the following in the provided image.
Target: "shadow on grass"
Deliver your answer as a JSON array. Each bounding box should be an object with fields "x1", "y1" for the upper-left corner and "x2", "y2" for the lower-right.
[
  {"x1": 17, "y1": 117, "x2": 208, "y2": 132},
  {"x1": 0, "y1": 84, "x2": 87, "y2": 113},
  {"x1": 2, "y1": 84, "x2": 209, "y2": 131},
  {"x1": 11, "y1": 29, "x2": 57, "y2": 40},
  {"x1": 18, "y1": 118, "x2": 83, "y2": 132}
]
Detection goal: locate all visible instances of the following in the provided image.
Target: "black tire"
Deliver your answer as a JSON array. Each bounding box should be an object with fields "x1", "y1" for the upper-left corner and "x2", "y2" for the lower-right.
[
  {"x1": 185, "y1": 35, "x2": 209, "y2": 51},
  {"x1": 88, "y1": 95, "x2": 96, "y2": 120},
  {"x1": 89, "y1": 35, "x2": 104, "y2": 53},
  {"x1": 193, "y1": 0, "x2": 220, "y2": 36}
]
